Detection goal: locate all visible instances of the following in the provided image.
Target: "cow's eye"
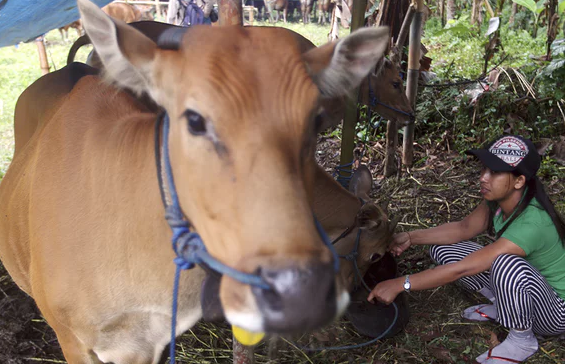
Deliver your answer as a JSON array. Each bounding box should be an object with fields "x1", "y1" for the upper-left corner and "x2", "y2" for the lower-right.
[
  {"x1": 392, "y1": 82, "x2": 401, "y2": 89},
  {"x1": 184, "y1": 110, "x2": 207, "y2": 135},
  {"x1": 370, "y1": 253, "x2": 382, "y2": 262}
]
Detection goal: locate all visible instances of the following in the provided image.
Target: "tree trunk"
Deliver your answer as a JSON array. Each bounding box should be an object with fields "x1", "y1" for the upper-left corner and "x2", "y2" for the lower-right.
[
  {"x1": 376, "y1": 0, "x2": 411, "y2": 40},
  {"x1": 509, "y1": 2, "x2": 517, "y2": 26},
  {"x1": 438, "y1": 0, "x2": 445, "y2": 27},
  {"x1": 471, "y1": 0, "x2": 481, "y2": 25},
  {"x1": 547, "y1": 0, "x2": 559, "y2": 60},
  {"x1": 446, "y1": 0, "x2": 455, "y2": 21}
]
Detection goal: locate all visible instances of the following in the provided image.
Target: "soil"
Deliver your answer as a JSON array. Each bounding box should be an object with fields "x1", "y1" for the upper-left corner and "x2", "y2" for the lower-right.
[{"x1": 0, "y1": 265, "x2": 63, "y2": 363}]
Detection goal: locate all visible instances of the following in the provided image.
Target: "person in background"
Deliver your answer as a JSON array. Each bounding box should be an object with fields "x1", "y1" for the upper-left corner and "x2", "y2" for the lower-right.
[
  {"x1": 368, "y1": 135, "x2": 565, "y2": 363},
  {"x1": 167, "y1": 0, "x2": 217, "y2": 26}
]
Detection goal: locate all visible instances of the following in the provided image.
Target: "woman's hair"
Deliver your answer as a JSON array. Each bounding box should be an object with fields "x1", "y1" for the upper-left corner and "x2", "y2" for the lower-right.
[{"x1": 488, "y1": 174, "x2": 565, "y2": 246}]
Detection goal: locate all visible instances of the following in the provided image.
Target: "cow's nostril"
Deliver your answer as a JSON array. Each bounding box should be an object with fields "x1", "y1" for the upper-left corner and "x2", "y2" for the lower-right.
[{"x1": 256, "y1": 286, "x2": 283, "y2": 311}]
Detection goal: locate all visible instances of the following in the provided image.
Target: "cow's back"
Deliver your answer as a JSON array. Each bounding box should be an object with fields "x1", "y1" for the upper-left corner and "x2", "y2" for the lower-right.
[{"x1": 14, "y1": 62, "x2": 98, "y2": 154}]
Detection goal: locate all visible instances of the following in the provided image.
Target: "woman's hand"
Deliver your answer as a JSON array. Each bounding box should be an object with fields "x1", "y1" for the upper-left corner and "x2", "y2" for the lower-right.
[
  {"x1": 367, "y1": 278, "x2": 403, "y2": 305},
  {"x1": 389, "y1": 232, "x2": 412, "y2": 256}
]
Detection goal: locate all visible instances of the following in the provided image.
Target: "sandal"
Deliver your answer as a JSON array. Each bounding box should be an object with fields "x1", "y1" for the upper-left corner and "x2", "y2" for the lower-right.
[
  {"x1": 461, "y1": 304, "x2": 497, "y2": 322},
  {"x1": 483, "y1": 348, "x2": 522, "y2": 363}
]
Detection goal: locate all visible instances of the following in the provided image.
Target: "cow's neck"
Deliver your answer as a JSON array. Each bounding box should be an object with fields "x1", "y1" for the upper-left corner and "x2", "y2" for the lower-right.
[{"x1": 313, "y1": 165, "x2": 361, "y2": 234}]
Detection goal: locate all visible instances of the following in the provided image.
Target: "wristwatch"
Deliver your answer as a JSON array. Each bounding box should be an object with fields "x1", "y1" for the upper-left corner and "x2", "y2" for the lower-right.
[{"x1": 403, "y1": 275, "x2": 411, "y2": 292}]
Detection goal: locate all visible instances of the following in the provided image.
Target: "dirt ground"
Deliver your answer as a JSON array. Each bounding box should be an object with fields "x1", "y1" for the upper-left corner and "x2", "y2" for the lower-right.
[{"x1": 1, "y1": 133, "x2": 565, "y2": 363}]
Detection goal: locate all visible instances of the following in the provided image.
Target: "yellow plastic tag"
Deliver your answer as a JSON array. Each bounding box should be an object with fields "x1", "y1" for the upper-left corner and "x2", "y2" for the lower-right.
[{"x1": 232, "y1": 325, "x2": 265, "y2": 346}]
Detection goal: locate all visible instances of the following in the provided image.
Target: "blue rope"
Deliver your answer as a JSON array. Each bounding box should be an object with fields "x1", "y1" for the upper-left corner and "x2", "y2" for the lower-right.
[
  {"x1": 368, "y1": 79, "x2": 414, "y2": 118},
  {"x1": 334, "y1": 161, "x2": 354, "y2": 189},
  {"x1": 338, "y1": 230, "x2": 373, "y2": 294},
  {"x1": 295, "y1": 301, "x2": 399, "y2": 352},
  {"x1": 170, "y1": 265, "x2": 182, "y2": 364}
]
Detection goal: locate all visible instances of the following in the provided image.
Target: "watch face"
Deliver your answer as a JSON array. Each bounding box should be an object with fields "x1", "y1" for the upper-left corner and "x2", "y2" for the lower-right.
[{"x1": 403, "y1": 282, "x2": 410, "y2": 290}]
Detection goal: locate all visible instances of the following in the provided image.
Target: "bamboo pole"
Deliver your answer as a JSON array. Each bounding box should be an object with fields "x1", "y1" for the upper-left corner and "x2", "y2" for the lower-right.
[
  {"x1": 402, "y1": 0, "x2": 423, "y2": 167},
  {"x1": 35, "y1": 36, "x2": 50, "y2": 75},
  {"x1": 337, "y1": 0, "x2": 367, "y2": 187},
  {"x1": 395, "y1": 5, "x2": 415, "y2": 49}
]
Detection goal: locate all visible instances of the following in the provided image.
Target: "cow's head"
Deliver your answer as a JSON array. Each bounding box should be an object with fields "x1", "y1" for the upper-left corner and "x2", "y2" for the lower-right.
[
  {"x1": 78, "y1": 0, "x2": 390, "y2": 335},
  {"x1": 334, "y1": 166, "x2": 398, "y2": 291},
  {"x1": 360, "y1": 58, "x2": 414, "y2": 125}
]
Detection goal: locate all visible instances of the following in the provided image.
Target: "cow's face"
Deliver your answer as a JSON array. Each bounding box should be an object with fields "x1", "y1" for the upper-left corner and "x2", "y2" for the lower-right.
[
  {"x1": 363, "y1": 58, "x2": 413, "y2": 124},
  {"x1": 331, "y1": 166, "x2": 398, "y2": 291},
  {"x1": 79, "y1": 0, "x2": 390, "y2": 335},
  {"x1": 337, "y1": 203, "x2": 397, "y2": 291}
]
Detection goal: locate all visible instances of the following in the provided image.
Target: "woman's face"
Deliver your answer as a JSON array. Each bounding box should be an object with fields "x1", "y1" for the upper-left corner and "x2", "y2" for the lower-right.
[{"x1": 479, "y1": 167, "x2": 522, "y2": 202}]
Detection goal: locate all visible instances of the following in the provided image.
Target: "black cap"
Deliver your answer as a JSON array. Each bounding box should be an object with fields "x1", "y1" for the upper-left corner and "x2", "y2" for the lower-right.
[{"x1": 466, "y1": 135, "x2": 540, "y2": 180}]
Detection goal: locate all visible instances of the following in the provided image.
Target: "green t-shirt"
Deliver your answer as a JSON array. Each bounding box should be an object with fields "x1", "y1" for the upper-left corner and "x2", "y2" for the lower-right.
[{"x1": 492, "y1": 198, "x2": 565, "y2": 300}]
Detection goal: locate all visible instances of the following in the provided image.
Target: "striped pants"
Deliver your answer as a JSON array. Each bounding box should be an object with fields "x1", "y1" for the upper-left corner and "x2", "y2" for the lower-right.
[{"x1": 430, "y1": 241, "x2": 565, "y2": 336}]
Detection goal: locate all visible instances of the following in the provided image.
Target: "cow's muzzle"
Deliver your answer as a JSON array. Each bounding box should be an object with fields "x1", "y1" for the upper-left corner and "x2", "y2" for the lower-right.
[{"x1": 251, "y1": 262, "x2": 337, "y2": 333}]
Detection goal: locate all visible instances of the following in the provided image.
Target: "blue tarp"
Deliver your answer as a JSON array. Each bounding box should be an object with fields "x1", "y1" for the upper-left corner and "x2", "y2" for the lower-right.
[{"x1": 0, "y1": 0, "x2": 113, "y2": 47}]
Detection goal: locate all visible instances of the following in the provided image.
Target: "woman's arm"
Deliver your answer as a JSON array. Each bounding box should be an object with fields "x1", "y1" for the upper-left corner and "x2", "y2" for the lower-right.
[
  {"x1": 390, "y1": 201, "x2": 491, "y2": 256},
  {"x1": 369, "y1": 237, "x2": 526, "y2": 304}
]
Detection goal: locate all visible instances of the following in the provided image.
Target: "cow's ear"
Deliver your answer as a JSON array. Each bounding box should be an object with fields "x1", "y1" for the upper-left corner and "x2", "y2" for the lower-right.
[
  {"x1": 304, "y1": 27, "x2": 389, "y2": 98},
  {"x1": 78, "y1": 0, "x2": 156, "y2": 95}
]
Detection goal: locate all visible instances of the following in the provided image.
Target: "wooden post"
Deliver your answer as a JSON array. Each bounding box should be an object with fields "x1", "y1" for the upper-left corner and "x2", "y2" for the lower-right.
[
  {"x1": 248, "y1": 6, "x2": 255, "y2": 25},
  {"x1": 337, "y1": 0, "x2": 367, "y2": 187},
  {"x1": 35, "y1": 36, "x2": 50, "y2": 75},
  {"x1": 233, "y1": 335, "x2": 255, "y2": 364},
  {"x1": 219, "y1": 0, "x2": 243, "y2": 26},
  {"x1": 384, "y1": 4, "x2": 414, "y2": 177},
  {"x1": 402, "y1": 0, "x2": 424, "y2": 167}
]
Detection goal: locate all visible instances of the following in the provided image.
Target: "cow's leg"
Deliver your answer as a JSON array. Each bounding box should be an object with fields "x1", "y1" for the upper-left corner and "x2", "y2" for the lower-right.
[{"x1": 283, "y1": 7, "x2": 287, "y2": 23}]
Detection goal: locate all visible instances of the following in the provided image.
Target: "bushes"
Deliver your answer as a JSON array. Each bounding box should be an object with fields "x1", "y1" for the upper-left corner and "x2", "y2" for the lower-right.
[{"x1": 415, "y1": 16, "x2": 563, "y2": 153}]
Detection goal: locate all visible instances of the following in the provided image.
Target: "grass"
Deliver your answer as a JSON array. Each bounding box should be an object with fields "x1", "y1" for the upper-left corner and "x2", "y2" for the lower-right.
[{"x1": 0, "y1": 18, "x2": 564, "y2": 364}]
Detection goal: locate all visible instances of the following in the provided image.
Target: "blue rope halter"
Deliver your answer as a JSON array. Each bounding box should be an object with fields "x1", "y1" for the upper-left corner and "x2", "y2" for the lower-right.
[
  {"x1": 367, "y1": 77, "x2": 414, "y2": 119},
  {"x1": 154, "y1": 113, "x2": 340, "y2": 363}
]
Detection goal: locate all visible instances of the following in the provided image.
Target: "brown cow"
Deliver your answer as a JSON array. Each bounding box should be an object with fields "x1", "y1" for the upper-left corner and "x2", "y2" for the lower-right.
[
  {"x1": 316, "y1": 165, "x2": 397, "y2": 291},
  {"x1": 300, "y1": 0, "x2": 313, "y2": 23},
  {"x1": 58, "y1": 20, "x2": 83, "y2": 42},
  {"x1": 0, "y1": 0, "x2": 391, "y2": 362},
  {"x1": 265, "y1": 0, "x2": 289, "y2": 23},
  {"x1": 101, "y1": 1, "x2": 144, "y2": 23},
  {"x1": 317, "y1": 0, "x2": 333, "y2": 25},
  {"x1": 11, "y1": 59, "x2": 396, "y2": 332}
]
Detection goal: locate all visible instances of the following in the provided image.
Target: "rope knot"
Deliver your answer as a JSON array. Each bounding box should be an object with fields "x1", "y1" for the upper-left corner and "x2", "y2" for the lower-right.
[
  {"x1": 172, "y1": 228, "x2": 205, "y2": 270},
  {"x1": 173, "y1": 256, "x2": 194, "y2": 270}
]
